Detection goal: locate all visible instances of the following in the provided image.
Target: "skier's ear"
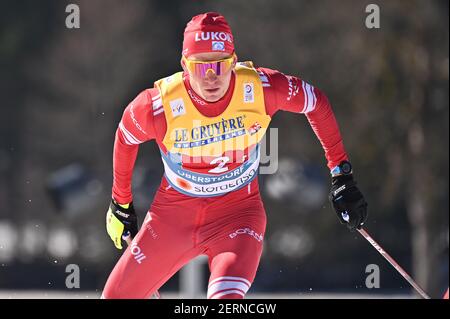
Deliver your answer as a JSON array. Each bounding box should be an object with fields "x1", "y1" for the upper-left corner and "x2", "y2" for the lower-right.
[{"x1": 180, "y1": 56, "x2": 188, "y2": 73}]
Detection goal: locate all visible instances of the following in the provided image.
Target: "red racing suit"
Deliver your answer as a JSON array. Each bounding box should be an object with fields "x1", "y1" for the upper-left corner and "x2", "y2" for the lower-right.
[{"x1": 102, "y1": 65, "x2": 348, "y2": 299}]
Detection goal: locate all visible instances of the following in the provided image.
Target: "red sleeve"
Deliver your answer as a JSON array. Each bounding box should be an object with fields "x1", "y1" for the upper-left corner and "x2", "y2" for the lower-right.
[
  {"x1": 112, "y1": 89, "x2": 158, "y2": 204},
  {"x1": 258, "y1": 67, "x2": 348, "y2": 169}
]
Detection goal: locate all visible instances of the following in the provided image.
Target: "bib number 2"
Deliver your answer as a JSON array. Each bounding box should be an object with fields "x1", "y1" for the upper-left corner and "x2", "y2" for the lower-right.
[{"x1": 208, "y1": 156, "x2": 230, "y2": 173}]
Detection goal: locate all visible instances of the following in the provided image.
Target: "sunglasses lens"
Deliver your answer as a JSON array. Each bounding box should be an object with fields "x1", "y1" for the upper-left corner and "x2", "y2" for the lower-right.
[
  {"x1": 196, "y1": 62, "x2": 221, "y2": 77},
  {"x1": 187, "y1": 58, "x2": 233, "y2": 77}
]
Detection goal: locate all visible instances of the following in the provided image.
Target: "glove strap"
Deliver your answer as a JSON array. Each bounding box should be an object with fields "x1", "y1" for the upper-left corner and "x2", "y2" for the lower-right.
[
  {"x1": 112, "y1": 198, "x2": 130, "y2": 209},
  {"x1": 119, "y1": 203, "x2": 130, "y2": 209}
]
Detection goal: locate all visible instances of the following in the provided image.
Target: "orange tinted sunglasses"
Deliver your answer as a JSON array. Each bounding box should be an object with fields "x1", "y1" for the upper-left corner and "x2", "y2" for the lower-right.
[{"x1": 183, "y1": 54, "x2": 236, "y2": 77}]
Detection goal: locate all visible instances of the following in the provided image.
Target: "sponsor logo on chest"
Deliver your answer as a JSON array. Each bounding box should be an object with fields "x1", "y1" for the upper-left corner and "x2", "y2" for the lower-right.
[
  {"x1": 173, "y1": 115, "x2": 246, "y2": 145},
  {"x1": 170, "y1": 98, "x2": 186, "y2": 117},
  {"x1": 243, "y1": 82, "x2": 254, "y2": 103}
]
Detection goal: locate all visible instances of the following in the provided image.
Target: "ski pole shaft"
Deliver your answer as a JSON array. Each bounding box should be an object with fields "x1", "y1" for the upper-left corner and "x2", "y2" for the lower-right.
[{"x1": 357, "y1": 228, "x2": 431, "y2": 299}]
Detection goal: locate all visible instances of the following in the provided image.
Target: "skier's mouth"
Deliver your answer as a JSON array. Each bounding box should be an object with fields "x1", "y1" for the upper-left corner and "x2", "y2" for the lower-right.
[{"x1": 205, "y1": 88, "x2": 220, "y2": 93}]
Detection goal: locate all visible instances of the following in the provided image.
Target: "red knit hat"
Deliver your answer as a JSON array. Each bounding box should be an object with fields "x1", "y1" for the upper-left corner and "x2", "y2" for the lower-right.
[{"x1": 182, "y1": 12, "x2": 235, "y2": 57}]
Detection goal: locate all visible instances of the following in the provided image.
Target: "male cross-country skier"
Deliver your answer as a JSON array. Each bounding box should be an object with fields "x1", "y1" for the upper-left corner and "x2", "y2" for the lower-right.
[{"x1": 102, "y1": 12, "x2": 368, "y2": 299}]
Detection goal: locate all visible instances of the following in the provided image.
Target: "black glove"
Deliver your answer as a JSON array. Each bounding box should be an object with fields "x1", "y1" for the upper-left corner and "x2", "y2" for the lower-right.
[
  {"x1": 329, "y1": 174, "x2": 368, "y2": 231},
  {"x1": 106, "y1": 199, "x2": 138, "y2": 249}
]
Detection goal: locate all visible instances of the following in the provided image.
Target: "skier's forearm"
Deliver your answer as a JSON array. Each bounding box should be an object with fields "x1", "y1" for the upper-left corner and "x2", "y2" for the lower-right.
[
  {"x1": 305, "y1": 92, "x2": 348, "y2": 169},
  {"x1": 112, "y1": 128, "x2": 139, "y2": 204}
]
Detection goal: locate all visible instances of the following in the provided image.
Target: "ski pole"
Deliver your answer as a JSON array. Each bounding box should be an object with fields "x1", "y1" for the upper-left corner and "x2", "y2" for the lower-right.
[{"x1": 357, "y1": 228, "x2": 431, "y2": 299}]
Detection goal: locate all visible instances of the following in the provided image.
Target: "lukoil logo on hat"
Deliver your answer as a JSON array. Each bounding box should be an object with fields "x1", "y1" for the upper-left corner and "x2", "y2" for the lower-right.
[{"x1": 182, "y1": 12, "x2": 235, "y2": 57}]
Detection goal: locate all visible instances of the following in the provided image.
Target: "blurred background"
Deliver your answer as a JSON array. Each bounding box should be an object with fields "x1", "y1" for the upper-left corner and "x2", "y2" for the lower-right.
[{"x1": 0, "y1": 0, "x2": 448, "y2": 298}]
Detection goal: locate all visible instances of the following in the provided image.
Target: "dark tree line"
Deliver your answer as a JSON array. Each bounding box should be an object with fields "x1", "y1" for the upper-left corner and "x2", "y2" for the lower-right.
[{"x1": 0, "y1": 0, "x2": 447, "y2": 296}]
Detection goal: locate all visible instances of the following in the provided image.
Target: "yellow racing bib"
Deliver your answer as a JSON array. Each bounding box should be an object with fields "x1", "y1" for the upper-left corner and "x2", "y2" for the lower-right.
[{"x1": 155, "y1": 62, "x2": 271, "y2": 197}]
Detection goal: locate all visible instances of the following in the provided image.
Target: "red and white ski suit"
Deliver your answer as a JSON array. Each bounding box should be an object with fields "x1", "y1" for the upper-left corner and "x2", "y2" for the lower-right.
[{"x1": 102, "y1": 67, "x2": 348, "y2": 299}]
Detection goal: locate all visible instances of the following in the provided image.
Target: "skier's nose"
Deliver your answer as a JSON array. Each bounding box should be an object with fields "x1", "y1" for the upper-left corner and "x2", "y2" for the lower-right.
[{"x1": 204, "y1": 69, "x2": 218, "y2": 81}]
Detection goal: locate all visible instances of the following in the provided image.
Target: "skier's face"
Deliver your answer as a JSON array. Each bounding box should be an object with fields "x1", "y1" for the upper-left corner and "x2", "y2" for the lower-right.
[{"x1": 182, "y1": 52, "x2": 236, "y2": 102}]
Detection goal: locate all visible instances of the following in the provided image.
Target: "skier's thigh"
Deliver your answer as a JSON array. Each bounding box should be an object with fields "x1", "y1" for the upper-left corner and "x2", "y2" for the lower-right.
[{"x1": 102, "y1": 211, "x2": 194, "y2": 298}]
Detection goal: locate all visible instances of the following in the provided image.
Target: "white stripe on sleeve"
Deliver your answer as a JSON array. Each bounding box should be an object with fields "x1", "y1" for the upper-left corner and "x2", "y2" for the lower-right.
[
  {"x1": 303, "y1": 82, "x2": 317, "y2": 113},
  {"x1": 119, "y1": 122, "x2": 143, "y2": 145},
  {"x1": 152, "y1": 98, "x2": 163, "y2": 111},
  {"x1": 302, "y1": 81, "x2": 308, "y2": 112}
]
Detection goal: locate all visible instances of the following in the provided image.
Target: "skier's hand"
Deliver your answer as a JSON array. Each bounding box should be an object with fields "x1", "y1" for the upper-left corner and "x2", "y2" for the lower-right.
[
  {"x1": 329, "y1": 174, "x2": 368, "y2": 231},
  {"x1": 106, "y1": 199, "x2": 138, "y2": 249}
]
